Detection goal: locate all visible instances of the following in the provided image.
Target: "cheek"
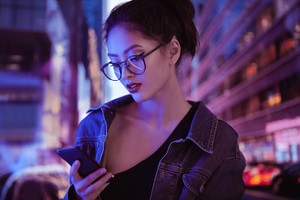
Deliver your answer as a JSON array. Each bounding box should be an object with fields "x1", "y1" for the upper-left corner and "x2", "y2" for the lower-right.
[
  {"x1": 145, "y1": 53, "x2": 170, "y2": 76},
  {"x1": 143, "y1": 59, "x2": 170, "y2": 89}
]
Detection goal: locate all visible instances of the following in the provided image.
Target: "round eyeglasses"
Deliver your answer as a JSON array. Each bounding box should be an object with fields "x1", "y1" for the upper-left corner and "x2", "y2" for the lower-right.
[{"x1": 100, "y1": 44, "x2": 163, "y2": 81}]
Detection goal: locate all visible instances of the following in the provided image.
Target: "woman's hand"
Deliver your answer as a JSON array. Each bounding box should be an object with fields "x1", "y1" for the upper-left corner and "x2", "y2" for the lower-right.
[{"x1": 70, "y1": 160, "x2": 113, "y2": 200}]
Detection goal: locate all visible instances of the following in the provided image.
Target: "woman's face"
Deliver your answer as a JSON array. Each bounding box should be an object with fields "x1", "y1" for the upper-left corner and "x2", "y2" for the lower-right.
[{"x1": 106, "y1": 24, "x2": 173, "y2": 103}]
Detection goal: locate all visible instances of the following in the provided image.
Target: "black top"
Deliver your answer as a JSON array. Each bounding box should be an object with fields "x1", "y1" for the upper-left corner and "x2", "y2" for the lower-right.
[{"x1": 100, "y1": 104, "x2": 197, "y2": 200}]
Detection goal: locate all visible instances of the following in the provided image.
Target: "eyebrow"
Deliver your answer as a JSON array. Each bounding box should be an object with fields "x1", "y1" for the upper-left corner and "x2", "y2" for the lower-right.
[{"x1": 107, "y1": 44, "x2": 143, "y2": 57}]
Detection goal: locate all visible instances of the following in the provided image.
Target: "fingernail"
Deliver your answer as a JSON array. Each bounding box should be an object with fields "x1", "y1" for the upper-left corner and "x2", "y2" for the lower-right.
[{"x1": 107, "y1": 175, "x2": 114, "y2": 183}]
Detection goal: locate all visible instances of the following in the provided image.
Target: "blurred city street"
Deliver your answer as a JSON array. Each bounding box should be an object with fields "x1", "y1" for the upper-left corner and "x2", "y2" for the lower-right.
[
  {"x1": 1, "y1": 0, "x2": 300, "y2": 199},
  {"x1": 244, "y1": 188, "x2": 298, "y2": 200}
]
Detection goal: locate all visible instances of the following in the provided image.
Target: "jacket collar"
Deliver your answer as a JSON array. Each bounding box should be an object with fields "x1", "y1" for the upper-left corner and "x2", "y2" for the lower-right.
[
  {"x1": 88, "y1": 94, "x2": 133, "y2": 113},
  {"x1": 187, "y1": 101, "x2": 218, "y2": 154},
  {"x1": 90, "y1": 95, "x2": 218, "y2": 154}
]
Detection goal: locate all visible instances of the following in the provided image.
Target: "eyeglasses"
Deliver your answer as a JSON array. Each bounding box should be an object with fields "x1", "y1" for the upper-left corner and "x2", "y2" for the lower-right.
[{"x1": 100, "y1": 44, "x2": 163, "y2": 81}]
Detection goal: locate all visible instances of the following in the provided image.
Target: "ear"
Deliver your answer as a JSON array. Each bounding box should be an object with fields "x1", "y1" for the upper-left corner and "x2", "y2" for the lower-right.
[{"x1": 168, "y1": 36, "x2": 181, "y2": 65}]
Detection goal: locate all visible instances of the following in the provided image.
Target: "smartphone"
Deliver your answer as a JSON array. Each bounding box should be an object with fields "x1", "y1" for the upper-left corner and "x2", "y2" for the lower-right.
[{"x1": 56, "y1": 147, "x2": 101, "y2": 178}]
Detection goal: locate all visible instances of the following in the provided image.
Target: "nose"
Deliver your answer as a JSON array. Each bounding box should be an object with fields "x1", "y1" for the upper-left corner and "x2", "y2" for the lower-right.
[{"x1": 120, "y1": 62, "x2": 134, "y2": 79}]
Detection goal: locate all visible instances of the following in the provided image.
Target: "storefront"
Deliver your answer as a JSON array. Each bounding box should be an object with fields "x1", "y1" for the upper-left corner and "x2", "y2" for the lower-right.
[
  {"x1": 239, "y1": 134, "x2": 275, "y2": 164},
  {"x1": 266, "y1": 117, "x2": 300, "y2": 164}
]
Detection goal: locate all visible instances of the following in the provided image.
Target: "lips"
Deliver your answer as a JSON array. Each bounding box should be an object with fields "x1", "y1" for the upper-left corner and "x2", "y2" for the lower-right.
[{"x1": 126, "y1": 82, "x2": 141, "y2": 93}]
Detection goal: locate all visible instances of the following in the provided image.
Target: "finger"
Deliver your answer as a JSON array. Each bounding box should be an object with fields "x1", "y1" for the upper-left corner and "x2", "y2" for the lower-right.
[
  {"x1": 70, "y1": 160, "x2": 82, "y2": 183},
  {"x1": 87, "y1": 172, "x2": 114, "y2": 194},
  {"x1": 92, "y1": 172, "x2": 114, "y2": 190},
  {"x1": 76, "y1": 169, "x2": 110, "y2": 197},
  {"x1": 84, "y1": 168, "x2": 107, "y2": 186}
]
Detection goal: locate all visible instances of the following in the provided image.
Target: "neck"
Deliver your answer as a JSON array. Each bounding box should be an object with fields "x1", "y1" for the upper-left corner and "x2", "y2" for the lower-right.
[{"x1": 131, "y1": 77, "x2": 191, "y2": 130}]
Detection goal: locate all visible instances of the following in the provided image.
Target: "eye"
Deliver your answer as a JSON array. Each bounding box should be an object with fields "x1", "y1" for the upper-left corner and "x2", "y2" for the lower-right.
[
  {"x1": 130, "y1": 56, "x2": 140, "y2": 63},
  {"x1": 129, "y1": 54, "x2": 143, "y2": 63},
  {"x1": 110, "y1": 62, "x2": 120, "y2": 70}
]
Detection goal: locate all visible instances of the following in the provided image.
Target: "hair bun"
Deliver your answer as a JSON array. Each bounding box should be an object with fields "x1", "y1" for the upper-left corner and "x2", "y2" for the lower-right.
[
  {"x1": 160, "y1": 0, "x2": 198, "y2": 56},
  {"x1": 161, "y1": 0, "x2": 195, "y2": 19},
  {"x1": 133, "y1": 0, "x2": 195, "y2": 19}
]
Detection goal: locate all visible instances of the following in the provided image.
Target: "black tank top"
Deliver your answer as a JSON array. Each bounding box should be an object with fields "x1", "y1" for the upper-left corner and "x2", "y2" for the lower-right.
[{"x1": 100, "y1": 104, "x2": 197, "y2": 200}]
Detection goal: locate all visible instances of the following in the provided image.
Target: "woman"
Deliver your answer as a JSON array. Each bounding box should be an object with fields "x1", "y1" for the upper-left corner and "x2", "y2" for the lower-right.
[{"x1": 64, "y1": 0, "x2": 246, "y2": 199}]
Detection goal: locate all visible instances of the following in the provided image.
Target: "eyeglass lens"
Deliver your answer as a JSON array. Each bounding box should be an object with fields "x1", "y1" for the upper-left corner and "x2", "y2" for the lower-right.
[{"x1": 103, "y1": 55, "x2": 146, "y2": 81}]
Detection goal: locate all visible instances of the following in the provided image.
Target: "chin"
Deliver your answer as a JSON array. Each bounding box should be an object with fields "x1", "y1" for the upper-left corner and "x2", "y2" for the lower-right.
[{"x1": 130, "y1": 93, "x2": 149, "y2": 103}]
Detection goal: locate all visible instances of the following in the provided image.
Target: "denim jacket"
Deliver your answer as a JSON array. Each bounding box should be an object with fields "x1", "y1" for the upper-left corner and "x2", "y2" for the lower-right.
[{"x1": 64, "y1": 95, "x2": 246, "y2": 200}]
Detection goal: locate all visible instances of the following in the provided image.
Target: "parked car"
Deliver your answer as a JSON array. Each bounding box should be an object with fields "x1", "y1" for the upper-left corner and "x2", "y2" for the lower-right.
[
  {"x1": 271, "y1": 163, "x2": 300, "y2": 197},
  {"x1": 243, "y1": 162, "x2": 281, "y2": 187}
]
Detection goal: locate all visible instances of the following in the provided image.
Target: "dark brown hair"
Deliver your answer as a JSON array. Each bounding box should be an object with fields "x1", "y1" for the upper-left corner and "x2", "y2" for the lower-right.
[{"x1": 103, "y1": 0, "x2": 199, "y2": 65}]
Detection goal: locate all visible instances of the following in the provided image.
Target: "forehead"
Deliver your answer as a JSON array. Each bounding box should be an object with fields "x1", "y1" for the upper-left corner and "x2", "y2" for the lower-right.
[{"x1": 106, "y1": 24, "x2": 153, "y2": 55}]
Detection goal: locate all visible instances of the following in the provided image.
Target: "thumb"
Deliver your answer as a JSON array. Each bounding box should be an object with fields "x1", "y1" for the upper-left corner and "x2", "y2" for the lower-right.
[{"x1": 70, "y1": 160, "x2": 82, "y2": 183}]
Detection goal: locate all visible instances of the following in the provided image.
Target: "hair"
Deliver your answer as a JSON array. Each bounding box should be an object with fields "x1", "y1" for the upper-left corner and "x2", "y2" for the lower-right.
[{"x1": 103, "y1": 0, "x2": 199, "y2": 65}]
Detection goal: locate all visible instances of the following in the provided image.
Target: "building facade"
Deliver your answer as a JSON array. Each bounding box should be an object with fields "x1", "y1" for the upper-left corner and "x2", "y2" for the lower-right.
[
  {"x1": 183, "y1": 0, "x2": 300, "y2": 164},
  {"x1": 0, "y1": 0, "x2": 92, "y2": 173}
]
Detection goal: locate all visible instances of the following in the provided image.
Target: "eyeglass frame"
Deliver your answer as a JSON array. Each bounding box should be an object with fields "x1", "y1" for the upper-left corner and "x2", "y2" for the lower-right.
[{"x1": 100, "y1": 43, "x2": 163, "y2": 81}]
